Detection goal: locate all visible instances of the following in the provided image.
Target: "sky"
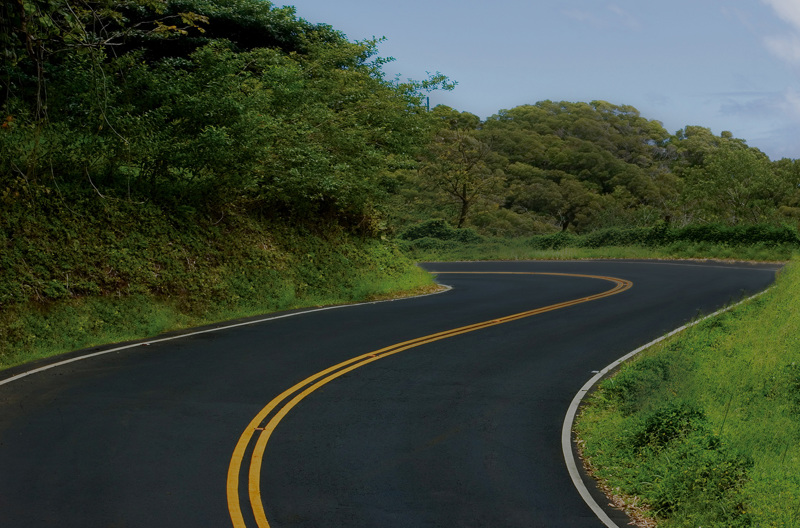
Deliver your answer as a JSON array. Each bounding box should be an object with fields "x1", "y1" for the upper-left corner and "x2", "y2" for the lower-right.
[{"x1": 285, "y1": 0, "x2": 800, "y2": 160}]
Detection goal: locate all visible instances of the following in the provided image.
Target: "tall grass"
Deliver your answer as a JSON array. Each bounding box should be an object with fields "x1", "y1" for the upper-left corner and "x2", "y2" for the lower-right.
[
  {"x1": 397, "y1": 221, "x2": 799, "y2": 262},
  {"x1": 575, "y1": 259, "x2": 800, "y2": 527},
  {"x1": 0, "y1": 218, "x2": 436, "y2": 372},
  {"x1": 400, "y1": 238, "x2": 795, "y2": 262}
]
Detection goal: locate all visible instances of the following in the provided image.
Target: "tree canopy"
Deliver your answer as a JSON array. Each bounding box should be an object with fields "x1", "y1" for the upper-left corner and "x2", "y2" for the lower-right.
[
  {"x1": 3, "y1": 1, "x2": 798, "y2": 240},
  {"x1": 2, "y1": 0, "x2": 452, "y2": 229},
  {"x1": 397, "y1": 100, "x2": 800, "y2": 235}
]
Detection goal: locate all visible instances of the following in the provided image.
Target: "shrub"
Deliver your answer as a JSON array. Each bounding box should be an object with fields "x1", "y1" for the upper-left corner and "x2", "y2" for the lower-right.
[
  {"x1": 630, "y1": 400, "x2": 707, "y2": 451},
  {"x1": 622, "y1": 402, "x2": 753, "y2": 526},
  {"x1": 399, "y1": 219, "x2": 482, "y2": 243},
  {"x1": 527, "y1": 231, "x2": 580, "y2": 250},
  {"x1": 600, "y1": 354, "x2": 685, "y2": 414},
  {"x1": 672, "y1": 224, "x2": 799, "y2": 246},
  {"x1": 581, "y1": 227, "x2": 652, "y2": 248},
  {"x1": 648, "y1": 431, "x2": 753, "y2": 525}
]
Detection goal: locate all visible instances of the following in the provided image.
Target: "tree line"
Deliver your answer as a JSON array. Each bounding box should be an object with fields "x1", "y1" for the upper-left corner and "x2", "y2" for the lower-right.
[
  {"x1": 3, "y1": 0, "x2": 799, "y2": 242},
  {"x1": 397, "y1": 102, "x2": 800, "y2": 236},
  {"x1": 1, "y1": 0, "x2": 451, "y2": 231}
]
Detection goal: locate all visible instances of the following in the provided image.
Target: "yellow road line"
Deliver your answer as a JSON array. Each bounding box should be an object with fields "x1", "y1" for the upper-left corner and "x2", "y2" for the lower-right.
[{"x1": 227, "y1": 271, "x2": 632, "y2": 528}]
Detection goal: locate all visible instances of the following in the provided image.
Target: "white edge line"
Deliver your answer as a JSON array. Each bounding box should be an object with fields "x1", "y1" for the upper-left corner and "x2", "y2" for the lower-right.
[
  {"x1": 561, "y1": 288, "x2": 769, "y2": 527},
  {"x1": 0, "y1": 284, "x2": 453, "y2": 388}
]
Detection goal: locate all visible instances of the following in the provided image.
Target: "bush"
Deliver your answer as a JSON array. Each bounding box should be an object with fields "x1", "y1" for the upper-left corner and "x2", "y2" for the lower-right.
[
  {"x1": 648, "y1": 431, "x2": 753, "y2": 525},
  {"x1": 581, "y1": 227, "x2": 654, "y2": 248},
  {"x1": 399, "y1": 219, "x2": 482, "y2": 243},
  {"x1": 601, "y1": 354, "x2": 685, "y2": 415},
  {"x1": 520, "y1": 222, "x2": 799, "y2": 253},
  {"x1": 630, "y1": 400, "x2": 707, "y2": 451},
  {"x1": 527, "y1": 231, "x2": 580, "y2": 250},
  {"x1": 672, "y1": 224, "x2": 799, "y2": 246},
  {"x1": 622, "y1": 402, "x2": 753, "y2": 526}
]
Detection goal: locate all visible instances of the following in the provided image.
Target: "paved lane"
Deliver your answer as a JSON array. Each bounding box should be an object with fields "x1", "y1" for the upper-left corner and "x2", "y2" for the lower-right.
[{"x1": 0, "y1": 260, "x2": 780, "y2": 527}]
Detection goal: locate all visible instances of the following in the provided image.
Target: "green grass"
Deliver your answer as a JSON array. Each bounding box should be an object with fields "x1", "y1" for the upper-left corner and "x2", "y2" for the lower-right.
[
  {"x1": 575, "y1": 259, "x2": 800, "y2": 527},
  {"x1": 0, "y1": 259, "x2": 436, "y2": 371},
  {"x1": 399, "y1": 238, "x2": 795, "y2": 262},
  {"x1": 0, "y1": 195, "x2": 437, "y2": 371},
  {"x1": 0, "y1": 262, "x2": 436, "y2": 371}
]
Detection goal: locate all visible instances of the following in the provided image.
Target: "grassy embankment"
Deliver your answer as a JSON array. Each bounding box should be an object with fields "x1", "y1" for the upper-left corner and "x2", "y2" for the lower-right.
[
  {"x1": 575, "y1": 259, "x2": 800, "y2": 527},
  {"x1": 0, "y1": 198, "x2": 435, "y2": 371},
  {"x1": 398, "y1": 220, "x2": 799, "y2": 262}
]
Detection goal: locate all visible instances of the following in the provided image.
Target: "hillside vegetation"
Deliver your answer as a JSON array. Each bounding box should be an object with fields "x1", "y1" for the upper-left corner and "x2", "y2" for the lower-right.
[
  {"x1": 391, "y1": 103, "x2": 800, "y2": 236},
  {"x1": 1, "y1": 0, "x2": 449, "y2": 368},
  {"x1": 3, "y1": 1, "x2": 800, "y2": 525},
  {"x1": 3, "y1": 0, "x2": 799, "y2": 369},
  {"x1": 576, "y1": 260, "x2": 800, "y2": 527}
]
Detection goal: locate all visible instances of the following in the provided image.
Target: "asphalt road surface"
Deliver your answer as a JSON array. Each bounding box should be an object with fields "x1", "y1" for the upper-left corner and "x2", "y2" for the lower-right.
[{"x1": 0, "y1": 260, "x2": 781, "y2": 527}]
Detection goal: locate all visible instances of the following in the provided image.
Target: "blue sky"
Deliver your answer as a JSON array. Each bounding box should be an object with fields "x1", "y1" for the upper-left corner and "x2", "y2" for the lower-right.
[{"x1": 287, "y1": 0, "x2": 800, "y2": 160}]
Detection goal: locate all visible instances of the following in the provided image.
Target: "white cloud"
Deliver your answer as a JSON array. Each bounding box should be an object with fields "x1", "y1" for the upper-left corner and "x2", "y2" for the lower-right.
[
  {"x1": 765, "y1": 33, "x2": 800, "y2": 64},
  {"x1": 762, "y1": 0, "x2": 800, "y2": 31},
  {"x1": 562, "y1": 9, "x2": 602, "y2": 26},
  {"x1": 782, "y1": 88, "x2": 800, "y2": 118},
  {"x1": 717, "y1": 88, "x2": 800, "y2": 121},
  {"x1": 562, "y1": 5, "x2": 640, "y2": 31},
  {"x1": 762, "y1": 1, "x2": 800, "y2": 65},
  {"x1": 607, "y1": 5, "x2": 641, "y2": 30}
]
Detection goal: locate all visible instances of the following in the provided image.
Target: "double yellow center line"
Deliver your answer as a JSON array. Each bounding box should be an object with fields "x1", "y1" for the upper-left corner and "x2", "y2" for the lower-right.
[{"x1": 226, "y1": 271, "x2": 633, "y2": 527}]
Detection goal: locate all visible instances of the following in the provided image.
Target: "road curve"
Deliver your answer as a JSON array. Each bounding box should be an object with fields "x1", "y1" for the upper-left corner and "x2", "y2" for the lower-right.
[{"x1": 0, "y1": 260, "x2": 780, "y2": 527}]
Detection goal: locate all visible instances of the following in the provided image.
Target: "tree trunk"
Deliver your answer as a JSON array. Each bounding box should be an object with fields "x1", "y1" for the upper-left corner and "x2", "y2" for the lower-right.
[{"x1": 456, "y1": 199, "x2": 469, "y2": 228}]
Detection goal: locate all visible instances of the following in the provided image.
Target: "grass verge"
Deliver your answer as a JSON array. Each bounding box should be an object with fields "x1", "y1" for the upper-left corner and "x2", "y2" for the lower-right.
[
  {"x1": 397, "y1": 221, "x2": 799, "y2": 262},
  {"x1": 575, "y1": 258, "x2": 800, "y2": 527},
  {"x1": 400, "y1": 238, "x2": 795, "y2": 262},
  {"x1": 0, "y1": 197, "x2": 438, "y2": 371},
  {"x1": 0, "y1": 262, "x2": 436, "y2": 372}
]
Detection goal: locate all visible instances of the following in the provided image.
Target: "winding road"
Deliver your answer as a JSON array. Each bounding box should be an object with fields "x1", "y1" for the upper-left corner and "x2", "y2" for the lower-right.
[{"x1": 0, "y1": 260, "x2": 780, "y2": 527}]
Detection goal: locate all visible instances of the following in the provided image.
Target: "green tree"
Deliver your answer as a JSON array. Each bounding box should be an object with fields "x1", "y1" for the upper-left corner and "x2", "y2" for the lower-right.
[
  {"x1": 509, "y1": 176, "x2": 601, "y2": 231},
  {"x1": 683, "y1": 145, "x2": 777, "y2": 224},
  {"x1": 419, "y1": 107, "x2": 503, "y2": 228},
  {"x1": 1, "y1": 0, "x2": 453, "y2": 231}
]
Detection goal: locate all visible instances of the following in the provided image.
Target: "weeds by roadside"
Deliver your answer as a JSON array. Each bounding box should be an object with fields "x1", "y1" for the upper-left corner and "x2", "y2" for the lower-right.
[{"x1": 575, "y1": 259, "x2": 800, "y2": 527}]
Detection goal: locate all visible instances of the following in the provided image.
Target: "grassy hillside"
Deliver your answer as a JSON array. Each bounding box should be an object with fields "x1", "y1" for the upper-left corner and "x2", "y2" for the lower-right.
[
  {"x1": 575, "y1": 259, "x2": 800, "y2": 527},
  {"x1": 0, "y1": 196, "x2": 434, "y2": 370},
  {"x1": 1, "y1": 0, "x2": 446, "y2": 371}
]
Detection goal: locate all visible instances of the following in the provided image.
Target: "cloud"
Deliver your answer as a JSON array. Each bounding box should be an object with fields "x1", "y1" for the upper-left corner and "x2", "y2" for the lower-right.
[
  {"x1": 562, "y1": 8, "x2": 602, "y2": 27},
  {"x1": 716, "y1": 89, "x2": 800, "y2": 119},
  {"x1": 562, "y1": 5, "x2": 640, "y2": 31},
  {"x1": 751, "y1": 122, "x2": 800, "y2": 159},
  {"x1": 762, "y1": 0, "x2": 800, "y2": 64},
  {"x1": 645, "y1": 92, "x2": 672, "y2": 107},
  {"x1": 762, "y1": 0, "x2": 800, "y2": 31},
  {"x1": 607, "y1": 5, "x2": 641, "y2": 30},
  {"x1": 782, "y1": 88, "x2": 800, "y2": 118},
  {"x1": 765, "y1": 34, "x2": 800, "y2": 64}
]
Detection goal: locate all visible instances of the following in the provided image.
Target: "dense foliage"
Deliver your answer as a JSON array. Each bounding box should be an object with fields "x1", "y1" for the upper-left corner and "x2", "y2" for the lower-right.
[
  {"x1": 394, "y1": 102, "x2": 800, "y2": 235},
  {"x1": 2, "y1": 0, "x2": 800, "y2": 370},
  {"x1": 1, "y1": 0, "x2": 451, "y2": 365},
  {"x1": 1, "y1": 0, "x2": 450, "y2": 227}
]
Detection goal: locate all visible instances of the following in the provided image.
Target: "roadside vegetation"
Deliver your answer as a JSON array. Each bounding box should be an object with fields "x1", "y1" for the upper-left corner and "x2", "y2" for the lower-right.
[
  {"x1": 575, "y1": 259, "x2": 800, "y2": 527},
  {"x1": 398, "y1": 219, "x2": 799, "y2": 262},
  {"x1": 3, "y1": 1, "x2": 800, "y2": 524},
  {"x1": 0, "y1": 197, "x2": 435, "y2": 369},
  {"x1": 0, "y1": 0, "x2": 447, "y2": 370}
]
